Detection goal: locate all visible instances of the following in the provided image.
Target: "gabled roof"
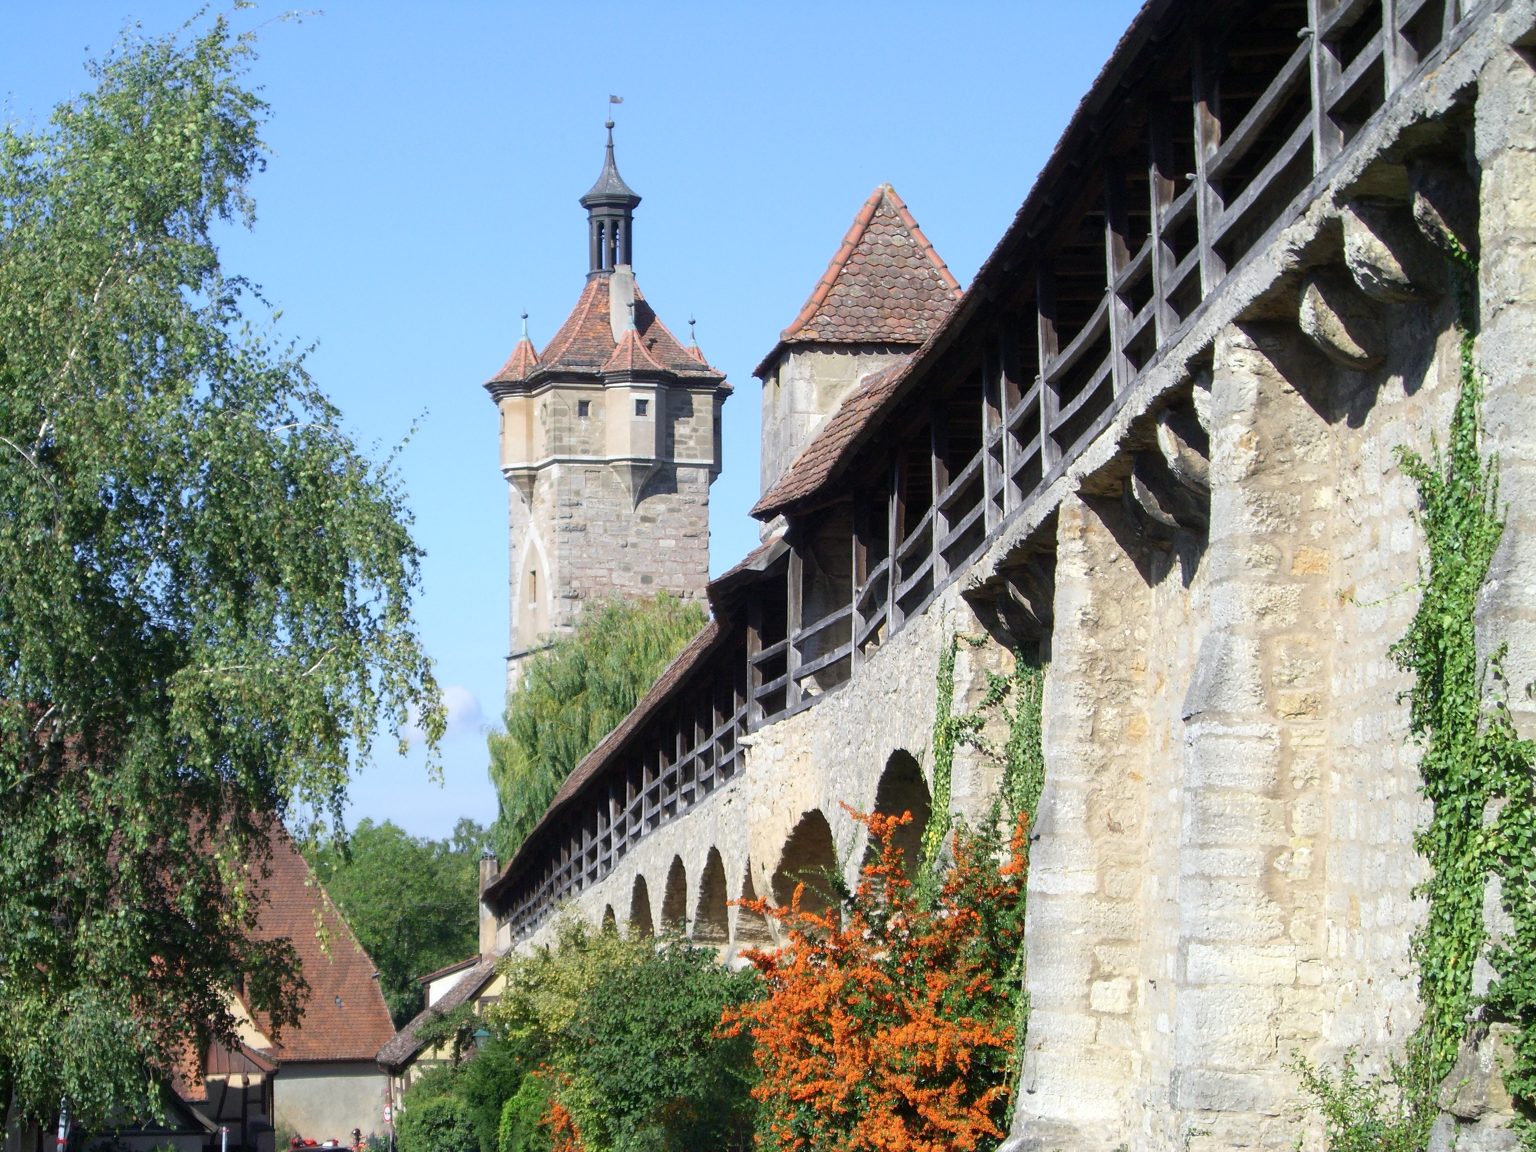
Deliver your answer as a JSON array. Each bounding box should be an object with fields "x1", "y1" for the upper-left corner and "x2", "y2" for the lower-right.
[
  {"x1": 603, "y1": 327, "x2": 669, "y2": 375},
  {"x1": 753, "y1": 184, "x2": 960, "y2": 377},
  {"x1": 246, "y1": 829, "x2": 396, "y2": 1064},
  {"x1": 752, "y1": 359, "x2": 912, "y2": 519},
  {"x1": 376, "y1": 956, "x2": 500, "y2": 1071}
]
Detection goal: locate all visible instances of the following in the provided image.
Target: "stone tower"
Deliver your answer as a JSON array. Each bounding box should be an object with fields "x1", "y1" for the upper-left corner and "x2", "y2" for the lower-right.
[
  {"x1": 753, "y1": 184, "x2": 960, "y2": 506},
  {"x1": 485, "y1": 124, "x2": 730, "y2": 689}
]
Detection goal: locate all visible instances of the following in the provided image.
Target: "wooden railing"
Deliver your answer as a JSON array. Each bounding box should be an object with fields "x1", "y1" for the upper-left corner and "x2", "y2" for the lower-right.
[{"x1": 496, "y1": 0, "x2": 1481, "y2": 942}]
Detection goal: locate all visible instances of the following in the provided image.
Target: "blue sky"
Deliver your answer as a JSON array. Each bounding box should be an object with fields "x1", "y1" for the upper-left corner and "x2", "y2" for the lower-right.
[{"x1": 1, "y1": 1, "x2": 1142, "y2": 841}]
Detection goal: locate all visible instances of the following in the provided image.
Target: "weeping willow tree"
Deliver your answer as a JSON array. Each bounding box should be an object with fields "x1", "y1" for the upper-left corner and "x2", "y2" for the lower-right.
[{"x1": 488, "y1": 594, "x2": 706, "y2": 859}]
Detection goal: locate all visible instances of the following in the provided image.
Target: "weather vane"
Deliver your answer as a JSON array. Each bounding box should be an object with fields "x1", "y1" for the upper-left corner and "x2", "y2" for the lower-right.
[{"x1": 607, "y1": 93, "x2": 623, "y2": 129}]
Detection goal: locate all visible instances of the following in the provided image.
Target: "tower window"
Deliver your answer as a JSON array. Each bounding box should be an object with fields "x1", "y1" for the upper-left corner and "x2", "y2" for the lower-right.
[
  {"x1": 578, "y1": 400, "x2": 591, "y2": 418},
  {"x1": 529, "y1": 569, "x2": 537, "y2": 605},
  {"x1": 635, "y1": 398, "x2": 649, "y2": 417}
]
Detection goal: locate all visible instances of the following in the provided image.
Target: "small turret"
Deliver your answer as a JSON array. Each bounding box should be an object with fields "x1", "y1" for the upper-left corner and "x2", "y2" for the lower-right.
[{"x1": 580, "y1": 121, "x2": 642, "y2": 275}]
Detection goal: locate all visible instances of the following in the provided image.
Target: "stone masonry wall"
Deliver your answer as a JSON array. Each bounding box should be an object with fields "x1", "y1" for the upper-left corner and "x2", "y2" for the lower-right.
[{"x1": 497, "y1": 8, "x2": 1536, "y2": 1148}]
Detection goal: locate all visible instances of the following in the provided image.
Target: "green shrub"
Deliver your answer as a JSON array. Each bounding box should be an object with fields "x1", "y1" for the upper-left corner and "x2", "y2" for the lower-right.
[{"x1": 397, "y1": 1096, "x2": 477, "y2": 1152}]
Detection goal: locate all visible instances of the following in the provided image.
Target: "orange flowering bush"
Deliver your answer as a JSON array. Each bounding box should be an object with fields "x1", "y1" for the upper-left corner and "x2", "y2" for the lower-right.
[
  {"x1": 723, "y1": 809, "x2": 1029, "y2": 1152},
  {"x1": 543, "y1": 1095, "x2": 583, "y2": 1152}
]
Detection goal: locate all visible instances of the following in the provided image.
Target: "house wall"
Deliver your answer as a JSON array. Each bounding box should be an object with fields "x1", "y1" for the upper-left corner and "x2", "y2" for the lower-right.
[{"x1": 272, "y1": 1064, "x2": 387, "y2": 1144}]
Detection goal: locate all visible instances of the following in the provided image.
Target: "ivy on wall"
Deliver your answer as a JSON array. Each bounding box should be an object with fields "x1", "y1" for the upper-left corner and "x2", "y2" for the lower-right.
[
  {"x1": 1302, "y1": 240, "x2": 1536, "y2": 1146},
  {"x1": 919, "y1": 633, "x2": 1049, "y2": 1080},
  {"x1": 1391, "y1": 243, "x2": 1536, "y2": 1143}
]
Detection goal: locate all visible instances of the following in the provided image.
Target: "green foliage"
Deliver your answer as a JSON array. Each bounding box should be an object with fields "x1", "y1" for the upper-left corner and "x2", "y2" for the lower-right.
[
  {"x1": 560, "y1": 941, "x2": 758, "y2": 1151},
  {"x1": 397, "y1": 1096, "x2": 478, "y2": 1152},
  {"x1": 415, "y1": 922, "x2": 755, "y2": 1152},
  {"x1": 305, "y1": 818, "x2": 488, "y2": 1025},
  {"x1": 1290, "y1": 1053, "x2": 1430, "y2": 1152},
  {"x1": 1295, "y1": 239, "x2": 1536, "y2": 1148},
  {"x1": 497, "y1": 1079, "x2": 553, "y2": 1152},
  {"x1": 918, "y1": 635, "x2": 984, "y2": 875},
  {"x1": 0, "y1": 15, "x2": 441, "y2": 1130},
  {"x1": 488, "y1": 595, "x2": 705, "y2": 859}
]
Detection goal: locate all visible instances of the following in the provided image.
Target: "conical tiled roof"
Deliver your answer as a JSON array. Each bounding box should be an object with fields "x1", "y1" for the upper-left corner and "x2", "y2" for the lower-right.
[
  {"x1": 489, "y1": 336, "x2": 540, "y2": 385},
  {"x1": 754, "y1": 184, "x2": 960, "y2": 377}
]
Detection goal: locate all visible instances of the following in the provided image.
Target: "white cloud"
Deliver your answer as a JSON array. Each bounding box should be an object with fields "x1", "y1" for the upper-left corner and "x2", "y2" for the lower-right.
[{"x1": 404, "y1": 683, "x2": 485, "y2": 747}]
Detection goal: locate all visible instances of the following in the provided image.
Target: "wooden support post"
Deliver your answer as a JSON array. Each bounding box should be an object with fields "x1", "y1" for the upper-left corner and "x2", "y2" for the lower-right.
[
  {"x1": 931, "y1": 406, "x2": 950, "y2": 586},
  {"x1": 851, "y1": 501, "x2": 870, "y2": 669},
  {"x1": 1103, "y1": 159, "x2": 1134, "y2": 394},
  {"x1": 982, "y1": 341, "x2": 1003, "y2": 530},
  {"x1": 1192, "y1": 38, "x2": 1228, "y2": 297},
  {"x1": 1037, "y1": 264, "x2": 1062, "y2": 471},
  {"x1": 1381, "y1": 0, "x2": 1414, "y2": 90},
  {"x1": 997, "y1": 331, "x2": 1016, "y2": 512},
  {"x1": 1147, "y1": 100, "x2": 1179, "y2": 344},
  {"x1": 746, "y1": 598, "x2": 764, "y2": 728},
  {"x1": 1308, "y1": 0, "x2": 1344, "y2": 171},
  {"x1": 786, "y1": 544, "x2": 804, "y2": 707},
  {"x1": 888, "y1": 457, "x2": 905, "y2": 630}
]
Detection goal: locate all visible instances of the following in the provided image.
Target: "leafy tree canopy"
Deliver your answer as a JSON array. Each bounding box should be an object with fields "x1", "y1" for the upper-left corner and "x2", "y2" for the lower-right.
[
  {"x1": 305, "y1": 819, "x2": 489, "y2": 1027},
  {"x1": 488, "y1": 595, "x2": 704, "y2": 859},
  {"x1": 0, "y1": 15, "x2": 442, "y2": 1129}
]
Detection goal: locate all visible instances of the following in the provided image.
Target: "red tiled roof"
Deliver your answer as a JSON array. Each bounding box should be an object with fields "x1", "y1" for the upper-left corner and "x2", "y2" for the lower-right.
[
  {"x1": 751, "y1": 359, "x2": 911, "y2": 519},
  {"x1": 754, "y1": 185, "x2": 960, "y2": 377},
  {"x1": 492, "y1": 275, "x2": 727, "y2": 385},
  {"x1": 489, "y1": 337, "x2": 539, "y2": 385},
  {"x1": 246, "y1": 829, "x2": 396, "y2": 1064},
  {"x1": 603, "y1": 327, "x2": 668, "y2": 375}
]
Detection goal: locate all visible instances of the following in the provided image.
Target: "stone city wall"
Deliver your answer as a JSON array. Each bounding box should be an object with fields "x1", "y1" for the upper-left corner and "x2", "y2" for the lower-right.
[{"x1": 503, "y1": 8, "x2": 1536, "y2": 1149}]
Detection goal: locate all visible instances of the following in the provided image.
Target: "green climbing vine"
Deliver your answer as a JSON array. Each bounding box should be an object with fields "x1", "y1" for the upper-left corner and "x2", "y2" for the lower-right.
[
  {"x1": 1393, "y1": 242, "x2": 1536, "y2": 1132},
  {"x1": 919, "y1": 634, "x2": 1049, "y2": 874},
  {"x1": 919, "y1": 633, "x2": 1049, "y2": 1080},
  {"x1": 1300, "y1": 238, "x2": 1536, "y2": 1146}
]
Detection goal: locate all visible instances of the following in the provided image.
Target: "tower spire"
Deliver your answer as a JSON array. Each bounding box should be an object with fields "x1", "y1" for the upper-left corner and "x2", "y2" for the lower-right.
[{"x1": 580, "y1": 119, "x2": 641, "y2": 276}]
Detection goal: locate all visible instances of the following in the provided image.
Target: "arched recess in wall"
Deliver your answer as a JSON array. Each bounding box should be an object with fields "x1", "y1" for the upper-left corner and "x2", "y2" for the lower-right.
[
  {"x1": 868, "y1": 750, "x2": 931, "y2": 877},
  {"x1": 660, "y1": 856, "x2": 688, "y2": 934},
  {"x1": 601, "y1": 905, "x2": 617, "y2": 933},
  {"x1": 629, "y1": 875, "x2": 654, "y2": 939},
  {"x1": 693, "y1": 848, "x2": 729, "y2": 943},
  {"x1": 515, "y1": 528, "x2": 552, "y2": 653},
  {"x1": 772, "y1": 810, "x2": 838, "y2": 920},
  {"x1": 735, "y1": 860, "x2": 774, "y2": 946}
]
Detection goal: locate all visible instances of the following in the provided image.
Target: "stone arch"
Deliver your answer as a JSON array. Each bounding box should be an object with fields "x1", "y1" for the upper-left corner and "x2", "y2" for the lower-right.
[
  {"x1": 660, "y1": 856, "x2": 688, "y2": 934},
  {"x1": 629, "y1": 874, "x2": 654, "y2": 939},
  {"x1": 734, "y1": 859, "x2": 774, "y2": 946},
  {"x1": 869, "y1": 749, "x2": 931, "y2": 876},
  {"x1": 514, "y1": 528, "x2": 552, "y2": 654},
  {"x1": 601, "y1": 904, "x2": 617, "y2": 933},
  {"x1": 693, "y1": 848, "x2": 729, "y2": 943},
  {"x1": 772, "y1": 810, "x2": 839, "y2": 918}
]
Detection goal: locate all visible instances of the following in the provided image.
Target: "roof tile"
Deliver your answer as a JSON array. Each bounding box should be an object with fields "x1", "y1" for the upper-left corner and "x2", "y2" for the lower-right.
[
  {"x1": 246, "y1": 829, "x2": 397, "y2": 1064},
  {"x1": 754, "y1": 185, "x2": 960, "y2": 378}
]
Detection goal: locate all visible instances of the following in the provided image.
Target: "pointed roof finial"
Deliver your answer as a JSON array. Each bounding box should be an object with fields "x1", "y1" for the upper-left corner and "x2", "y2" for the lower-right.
[
  {"x1": 688, "y1": 315, "x2": 697, "y2": 343},
  {"x1": 520, "y1": 310, "x2": 529, "y2": 340},
  {"x1": 583, "y1": 98, "x2": 639, "y2": 208}
]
